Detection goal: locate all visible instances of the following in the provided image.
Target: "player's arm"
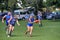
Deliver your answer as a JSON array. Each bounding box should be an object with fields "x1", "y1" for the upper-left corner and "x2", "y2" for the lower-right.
[
  {"x1": 8, "y1": 15, "x2": 12, "y2": 23},
  {"x1": 2, "y1": 15, "x2": 7, "y2": 23},
  {"x1": 29, "y1": 18, "x2": 34, "y2": 23},
  {"x1": 34, "y1": 18, "x2": 36, "y2": 22},
  {"x1": 16, "y1": 18, "x2": 20, "y2": 26}
]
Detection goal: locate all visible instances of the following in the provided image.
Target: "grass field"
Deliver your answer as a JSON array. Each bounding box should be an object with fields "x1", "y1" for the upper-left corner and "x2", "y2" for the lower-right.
[{"x1": 0, "y1": 20, "x2": 60, "y2": 40}]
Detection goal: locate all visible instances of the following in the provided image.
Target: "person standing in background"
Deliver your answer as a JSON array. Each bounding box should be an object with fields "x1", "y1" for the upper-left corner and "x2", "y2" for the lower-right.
[{"x1": 37, "y1": 10, "x2": 42, "y2": 27}]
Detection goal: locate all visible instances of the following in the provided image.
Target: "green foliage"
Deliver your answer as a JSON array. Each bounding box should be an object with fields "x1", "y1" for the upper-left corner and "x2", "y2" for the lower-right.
[
  {"x1": 46, "y1": 0, "x2": 60, "y2": 7},
  {"x1": 0, "y1": 0, "x2": 60, "y2": 11}
]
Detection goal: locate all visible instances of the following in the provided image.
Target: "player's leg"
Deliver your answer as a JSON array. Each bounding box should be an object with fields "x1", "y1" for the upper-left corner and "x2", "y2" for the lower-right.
[
  {"x1": 9, "y1": 24, "x2": 15, "y2": 37},
  {"x1": 29, "y1": 26, "x2": 33, "y2": 37},
  {"x1": 11, "y1": 26, "x2": 14, "y2": 32},
  {"x1": 9, "y1": 26, "x2": 14, "y2": 36},
  {"x1": 39, "y1": 19, "x2": 42, "y2": 27},
  {"x1": 39, "y1": 20, "x2": 41, "y2": 27},
  {"x1": 40, "y1": 20, "x2": 42, "y2": 26},
  {"x1": 6, "y1": 23, "x2": 9, "y2": 35},
  {"x1": 8, "y1": 24, "x2": 12, "y2": 37},
  {"x1": 25, "y1": 26, "x2": 30, "y2": 34},
  {"x1": 11, "y1": 24, "x2": 15, "y2": 32}
]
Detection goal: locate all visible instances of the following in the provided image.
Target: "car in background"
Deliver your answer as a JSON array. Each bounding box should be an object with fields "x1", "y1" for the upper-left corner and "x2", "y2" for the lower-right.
[
  {"x1": 55, "y1": 11, "x2": 60, "y2": 19},
  {"x1": 46, "y1": 13, "x2": 53, "y2": 20},
  {"x1": 0, "y1": 13, "x2": 2, "y2": 20},
  {"x1": 14, "y1": 9, "x2": 28, "y2": 20},
  {"x1": 46, "y1": 11, "x2": 60, "y2": 20}
]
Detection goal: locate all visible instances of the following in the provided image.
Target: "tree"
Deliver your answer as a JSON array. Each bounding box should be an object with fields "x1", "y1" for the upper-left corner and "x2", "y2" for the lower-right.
[
  {"x1": 0, "y1": 0, "x2": 6, "y2": 13},
  {"x1": 46, "y1": 0, "x2": 60, "y2": 8}
]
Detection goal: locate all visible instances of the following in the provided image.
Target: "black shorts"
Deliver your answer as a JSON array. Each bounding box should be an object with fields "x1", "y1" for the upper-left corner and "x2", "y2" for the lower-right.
[{"x1": 11, "y1": 24, "x2": 15, "y2": 26}]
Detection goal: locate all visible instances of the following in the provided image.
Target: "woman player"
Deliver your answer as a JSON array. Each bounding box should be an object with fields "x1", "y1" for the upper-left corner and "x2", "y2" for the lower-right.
[
  {"x1": 2, "y1": 11, "x2": 12, "y2": 37},
  {"x1": 25, "y1": 15, "x2": 35, "y2": 37},
  {"x1": 9, "y1": 15, "x2": 20, "y2": 37},
  {"x1": 2, "y1": 12, "x2": 20, "y2": 37}
]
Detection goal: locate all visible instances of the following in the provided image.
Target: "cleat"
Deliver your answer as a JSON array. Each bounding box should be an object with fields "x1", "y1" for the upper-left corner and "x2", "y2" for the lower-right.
[
  {"x1": 25, "y1": 32, "x2": 27, "y2": 35},
  {"x1": 8, "y1": 35, "x2": 10, "y2": 37}
]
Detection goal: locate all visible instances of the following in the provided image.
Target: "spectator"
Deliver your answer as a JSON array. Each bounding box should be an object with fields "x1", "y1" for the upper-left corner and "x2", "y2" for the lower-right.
[{"x1": 37, "y1": 10, "x2": 42, "y2": 27}]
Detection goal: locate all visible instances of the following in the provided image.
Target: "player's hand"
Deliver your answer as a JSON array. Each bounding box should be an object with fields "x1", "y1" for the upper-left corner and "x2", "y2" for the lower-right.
[
  {"x1": 2, "y1": 21, "x2": 4, "y2": 23},
  {"x1": 8, "y1": 21, "x2": 10, "y2": 23},
  {"x1": 34, "y1": 21, "x2": 36, "y2": 23},
  {"x1": 18, "y1": 24, "x2": 20, "y2": 26}
]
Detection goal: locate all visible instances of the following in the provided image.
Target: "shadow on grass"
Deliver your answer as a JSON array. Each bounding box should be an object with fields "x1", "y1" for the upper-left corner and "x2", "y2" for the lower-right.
[
  {"x1": 11, "y1": 35, "x2": 22, "y2": 37},
  {"x1": 11, "y1": 34, "x2": 41, "y2": 37},
  {"x1": 32, "y1": 34, "x2": 41, "y2": 37}
]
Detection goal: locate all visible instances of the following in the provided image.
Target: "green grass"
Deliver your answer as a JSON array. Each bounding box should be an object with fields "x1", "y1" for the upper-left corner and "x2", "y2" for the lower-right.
[{"x1": 0, "y1": 20, "x2": 60, "y2": 40}]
